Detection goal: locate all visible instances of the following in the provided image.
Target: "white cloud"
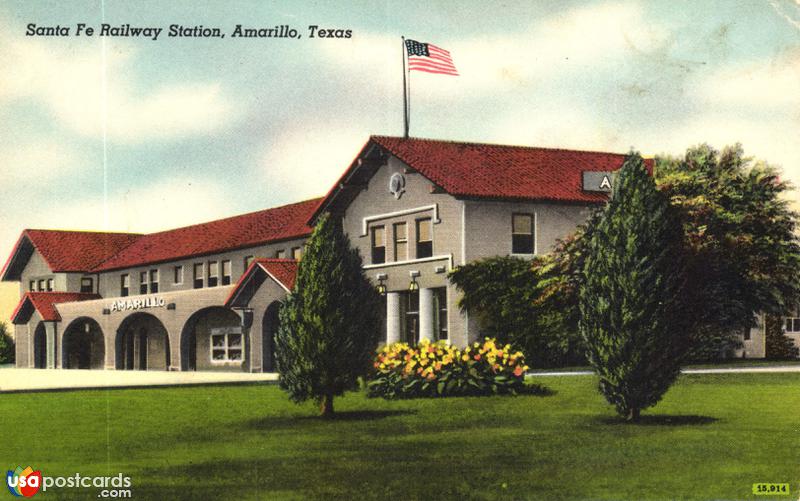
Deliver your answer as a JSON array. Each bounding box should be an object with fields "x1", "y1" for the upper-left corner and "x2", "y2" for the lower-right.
[
  {"x1": 0, "y1": 34, "x2": 239, "y2": 143},
  {"x1": 0, "y1": 139, "x2": 80, "y2": 182}
]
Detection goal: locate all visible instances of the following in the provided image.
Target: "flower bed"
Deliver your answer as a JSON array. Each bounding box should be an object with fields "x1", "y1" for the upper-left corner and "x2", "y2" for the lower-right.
[{"x1": 367, "y1": 338, "x2": 529, "y2": 399}]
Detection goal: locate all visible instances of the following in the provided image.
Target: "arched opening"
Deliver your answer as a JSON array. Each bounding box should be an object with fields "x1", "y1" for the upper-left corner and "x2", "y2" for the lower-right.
[
  {"x1": 62, "y1": 318, "x2": 105, "y2": 370},
  {"x1": 115, "y1": 313, "x2": 170, "y2": 371},
  {"x1": 180, "y1": 307, "x2": 243, "y2": 372},
  {"x1": 33, "y1": 322, "x2": 47, "y2": 369},
  {"x1": 262, "y1": 302, "x2": 281, "y2": 373}
]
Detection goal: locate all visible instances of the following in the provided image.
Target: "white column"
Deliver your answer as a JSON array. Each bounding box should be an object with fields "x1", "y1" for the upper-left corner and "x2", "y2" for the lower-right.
[
  {"x1": 419, "y1": 288, "x2": 434, "y2": 342},
  {"x1": 386, "y1": 292, "x2": 401, "y2": 345},
  {"x1": 46, "y1": 323, "x2": 56, "y2": 369}
]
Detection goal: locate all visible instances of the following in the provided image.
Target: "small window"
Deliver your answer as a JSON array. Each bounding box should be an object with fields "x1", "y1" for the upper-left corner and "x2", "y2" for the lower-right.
[
  {"x1": 512, "y1": 213, "x2": 534, "y2": 254},
  {"x1": 46, "y1": 279, "x2": 54, "y2": 292},
  {"x1": 784, "y1": 318, "x2": 800, "y2": 334},
  {"x1": 210, "y1": 329, "x2": 243, "y2": 363},
  {"x1": 140, "y1": 271, "x2": 148, "y2": 294},
  {"x1": 80, "y1": 277, "x2": 93, "y2": 294},
  {"x1": 292, "y1": 247, "x2": 303, "y2": 260},
  {"x1": 173, "y1": 266, "x2": 183, "y2": 285},
  {"x1": 149, "y1": 269, "x2": 159, "y2": 293},
  {"x1": 193, "y1": 263, "x2": 204, "y2": 289},
  {"x1": 121, "y1": 274, "x2": 130, "y2": 297},
  {"x1": 394, "y1": 222, "x2": 408, "y2": 261},
  {"x1": 244, "y1": 255, "x2": 254, "y2": 270},
  {"x1": 416, "y1": 218, "x2": 433, "y2": 259},
  {"x1": 38, "y1": 279, "x2": 45, "y2": 291},
  {"x1": 221, "y1": 260, "x2": 232, "y2": 286},
  {"x1": 371, "y1": 226, "x2": 386, "y2": 264},
  {"x1": 29, "y1": 280, "x2": 35, "y2": 292},
  {"x1": 276, "y1": 249, "x2": 286, "y2": 259},
  {"x1": 208, "y1": 261, "x2": 219, "y2": 287}
]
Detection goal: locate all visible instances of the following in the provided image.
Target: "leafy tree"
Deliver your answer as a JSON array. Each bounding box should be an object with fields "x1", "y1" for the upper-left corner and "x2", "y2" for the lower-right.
[
  {"x1": 656, "y1": 144, "x2": 800, "y2": 357},
  {"x1": 0, "y1": 322, "x2": 14, "y2": 365},
  {"x1": 579, "y1": 152, "x2": 690, "y2": 421},
  {"x1": 275, "y1": 213, "x2": 382, "y2": 418},
  {"x1": 764, "y1": 314, "x2": 800, "y2": 360}
]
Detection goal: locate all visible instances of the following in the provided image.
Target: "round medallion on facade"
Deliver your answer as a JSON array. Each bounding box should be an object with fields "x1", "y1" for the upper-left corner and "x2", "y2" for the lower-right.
[{"x1": 389, "y1": 172, "x2": 406, "y2": 199}]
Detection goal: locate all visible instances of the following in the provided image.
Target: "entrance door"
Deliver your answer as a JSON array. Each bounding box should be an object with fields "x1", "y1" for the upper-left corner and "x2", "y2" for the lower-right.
[
  {"x1": 33, "y1": 324, "x2": 47, "y2": 369},
  {"x1": 262, "y1": 303, "x2": 280, "y2": 372},
  {"x1": 138, "y1": 329, "x2": 148, "y2": 370}
]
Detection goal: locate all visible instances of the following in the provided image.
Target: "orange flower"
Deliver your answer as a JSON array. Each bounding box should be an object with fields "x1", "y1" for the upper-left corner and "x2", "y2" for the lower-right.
[
  {"x1": 513, "y1": 366, "x2": 524, "y2": 377},
  {"x1": 474, "y1": 354, "x2": 481, "y2": 361}
]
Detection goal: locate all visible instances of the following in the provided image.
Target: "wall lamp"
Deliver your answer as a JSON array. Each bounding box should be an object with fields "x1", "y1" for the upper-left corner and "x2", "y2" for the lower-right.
[
  {"x1": 409, "y1": 270, "x2": 420, "y2": 292},
  {"x1": 375, "y1": 273, "x2": 387, "y2": 295}
]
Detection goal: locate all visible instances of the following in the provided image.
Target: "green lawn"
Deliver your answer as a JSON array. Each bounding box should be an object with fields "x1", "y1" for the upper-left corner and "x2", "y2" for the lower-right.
[{"x1": 2, "y1": 374, "x2": 798, "y2": 500}]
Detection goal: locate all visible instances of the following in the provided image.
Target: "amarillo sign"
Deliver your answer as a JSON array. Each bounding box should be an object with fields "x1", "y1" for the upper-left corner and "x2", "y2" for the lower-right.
[{"x1": 108, "y1": 296, "x2": 166, "y2": 313}]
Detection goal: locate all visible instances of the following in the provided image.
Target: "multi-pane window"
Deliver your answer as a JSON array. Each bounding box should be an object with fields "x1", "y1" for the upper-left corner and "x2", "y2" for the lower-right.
[
  {"x1": 275, "y1": 250, "x2": 286, "y2": 259},
  {"x1": 46, "y1": 279, "x2": 54, "y2": 292},
  {"x1": 512, "y1": 213, "x2": 535, "y2": 254},
  {"x1": 193, "y1": 263, "x2": 204, "y2": 289},
  {"x1": 80, "y1": 277, "x2": 93, "y2": 294},
  {"x1": 433, "y1": 287, "x2": 448, "y2": 341},
  {"x1": 416, "y1": 218, "x2": 433, "y2": 258},
  {"x1": 139, "y1": 271, "x2": 148, "y2": 294},
  {"x1": 38, "y1": 279, "x2": 45, "y2": 291},
  {"x1": 292, "y1": 247, "x2": 303, "y2": 260},
  {"x1": 784, "y1": 318, "x2": 800, "y2": 333},
  {"x1": 173, "y1": 265, "x2": 183, "y2": 285},
  {"x1": 120, "y1": 274, "x2": 130, "y2": 297},
  {"x1": 221, "y1": 260, "x2": 232, "y2": 286},
  {"x1": 244, "y1": 255, "x2": 254, "y2": 270},
  {"x1": 210, "y1": 328, "x2": 243, "y2": 362},
  {"x1": 402, "y1": 290, "x2": 419, "y2": 344},
  {"x1": 208, "y1": 261, "x2": 219, "y2": 287},
  {"x1": 29, "y1": 280, "x2": 35, "y2": 292},
  {"x1": 149, "y1": 269, "x2": 159, "y2": 293},
  {"x1": 394, "y1": 222, "x2": 408, "y2": 261},
  {"x1": 371, "y1": 225, "x2": 386, "y2": 264}
]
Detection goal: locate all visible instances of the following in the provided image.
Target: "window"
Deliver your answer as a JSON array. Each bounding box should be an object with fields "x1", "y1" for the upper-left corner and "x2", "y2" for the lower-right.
[
  {"x1": 784, "y1": 317, "x2": 800, "y2": 333},
  {"x1": 29, "y1": 280, "x2": 35, "y2": 292},
  {"x1": 394, "y1": 222, "x2": 408, "y2": 261},
  {"x1": 46, "y1": 279, "x2": 54, "y2": 292},
  {"x1": 140, "y1": 271, "x2": 148, "y2": 294},
  {"x1": 193, "y1": 263, "x2": 204, "y2": 289},
  {"x1": 402, "y1": 290, "x2": 419, "y2": 344},
  {"x1": 222, "y1": 260, "x2": 232, "y2": 286},
  {"x1": 120, "y1": 274, "x2": 130, "y2": 297},
  {"x1": 416, "y1": 218, "x2": 433, "y2": 259},
  {"x1": 512, "y1": 213, "x2": 535, "y2": 254},
  {"x1": 433, "y1": 288, "x2": 448, "y2": 341},
  {"x1": 275, "y1": 249, "x2": 286, "y2": 259},
  {"x1": 37, "y1": 279, "x2": 45, "y2": 291},
  {"x1": 371, "y1": 225, "x2": 386, "y2": 264},
  {"x1": 208, "y1": 261, "x2": 219, "y2": 287},
  {"x1": 149, "y1": 269, "x2": 159, "y2": 293},
  {"x1": 292, "y1": 247, "x2": 303, "y2": 260},
  {"x1": 80, "y1": 277, "x2": 93, "y2": 294},
  {"x1": 173, "y1": 266, "x2": 183, "y2": 285},
  {"x1": 210, "y1": 327, "x2": 243, "y2": 362}
]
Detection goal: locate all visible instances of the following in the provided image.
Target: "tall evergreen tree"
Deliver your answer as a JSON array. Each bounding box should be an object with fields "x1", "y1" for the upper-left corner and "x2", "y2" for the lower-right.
[
  {"x1": 0, "y1": 322, "x2": 14, "y2": 365},
  {"x1": 275, "y1": 213, "x2": 382, "y2": 418},
  {"x1": 764, "y1": 314, "x2": 800, "y2": 360},
  {"x1": 579, "y1": 152, "x2": 690, "y2": 421}
]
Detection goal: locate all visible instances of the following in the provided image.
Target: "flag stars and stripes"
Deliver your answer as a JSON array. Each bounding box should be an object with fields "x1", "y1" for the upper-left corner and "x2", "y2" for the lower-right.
[{"x1": 405, "y1": 39, "x2": 459, "y2": 76}]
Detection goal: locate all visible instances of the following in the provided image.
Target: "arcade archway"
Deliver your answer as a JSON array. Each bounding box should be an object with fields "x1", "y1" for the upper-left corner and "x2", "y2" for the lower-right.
[
  {"x1": 180, "y1": 307, "x2": 243, "y2": 371},
  {"x1": 115, "y1": 313, "x2": 170, "y2": 371},
  {"x1": 62, "y1": 318, "x2": 105, "y2": 369}
]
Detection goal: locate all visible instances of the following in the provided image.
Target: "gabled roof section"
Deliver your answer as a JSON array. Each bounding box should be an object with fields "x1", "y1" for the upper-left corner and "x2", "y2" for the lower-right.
[
  {"x1": 1, "y1": 230, "x2": 141, "y2": 281},
  {"x1": 312, "y1": 135, "x2": 653, "y2": 221},
  {"x1": 11, "y1": 292, "x2": 101, "y2": 324},
  {"x1": 92, "y1": 199, "x2": 321, "y2": 272},
  {"x1": 225, "y1": 259, "x2": 298, "y2": 308}
]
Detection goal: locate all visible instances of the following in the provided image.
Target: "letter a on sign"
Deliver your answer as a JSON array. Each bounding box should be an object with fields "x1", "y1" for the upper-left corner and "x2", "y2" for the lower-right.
[{"x1": 599, "y1": 176, "x2": 611, "y2": 190}]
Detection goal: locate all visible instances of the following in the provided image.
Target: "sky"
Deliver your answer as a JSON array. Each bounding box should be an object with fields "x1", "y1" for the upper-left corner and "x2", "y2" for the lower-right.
[{"x1": 1, "y1": 0, "x2": 799, "y2": 326}]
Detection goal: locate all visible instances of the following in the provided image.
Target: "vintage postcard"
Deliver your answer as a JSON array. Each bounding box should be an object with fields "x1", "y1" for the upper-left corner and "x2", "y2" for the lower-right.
[{"x1": 1, "y1": 1, "x2": 799, "y2": 500}]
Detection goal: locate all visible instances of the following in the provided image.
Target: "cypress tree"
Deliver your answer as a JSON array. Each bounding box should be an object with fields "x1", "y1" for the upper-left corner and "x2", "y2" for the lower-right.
[
  {"x1": 579, "y1": 152, "x2": 690, "y2": 421},
  {"x1": 275, "y1": 213, "x2": 382, "y2": 418}
]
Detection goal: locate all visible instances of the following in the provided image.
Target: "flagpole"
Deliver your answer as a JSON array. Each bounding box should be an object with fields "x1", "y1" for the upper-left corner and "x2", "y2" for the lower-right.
[{"x1": 401, "y1": 36, "x2": 409, "y2": 138}]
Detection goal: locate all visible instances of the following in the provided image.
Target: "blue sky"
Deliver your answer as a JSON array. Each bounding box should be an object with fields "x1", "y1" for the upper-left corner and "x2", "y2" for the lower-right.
[{"x1": 1, "y1": 0, "x2": 799, "y2": 321}]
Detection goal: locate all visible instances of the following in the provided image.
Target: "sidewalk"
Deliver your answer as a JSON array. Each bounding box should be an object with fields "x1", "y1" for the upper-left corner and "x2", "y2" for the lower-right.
[{"x1": 0, "y1": 368, "x2": 278, "y2": 393}]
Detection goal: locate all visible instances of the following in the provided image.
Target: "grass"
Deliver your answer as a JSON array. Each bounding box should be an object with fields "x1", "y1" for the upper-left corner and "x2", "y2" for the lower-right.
[{"x1": 2, "y1": 374, "x2": 799, "y2": 500}]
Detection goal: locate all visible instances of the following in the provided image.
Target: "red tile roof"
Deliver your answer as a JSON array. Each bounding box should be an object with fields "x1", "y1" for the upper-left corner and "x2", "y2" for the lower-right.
[
  {"x1": 11, "y1": 292, "x2": 101, "y2": 324},
  {"x1": 313, "y1": 136, "x2": 652, "y2": 220},
  {"x1": 224, "y1": 258, "x2": 298, "y2": 307},
  {"x1": 93, "y1": 199, "x2": 321, "y2": 272}
]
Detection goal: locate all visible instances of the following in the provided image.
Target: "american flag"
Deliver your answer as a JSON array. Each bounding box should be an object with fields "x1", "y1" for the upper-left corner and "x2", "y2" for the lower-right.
[{"x1": 405, "y1": 39, "x2": 459, "y2": 76}]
